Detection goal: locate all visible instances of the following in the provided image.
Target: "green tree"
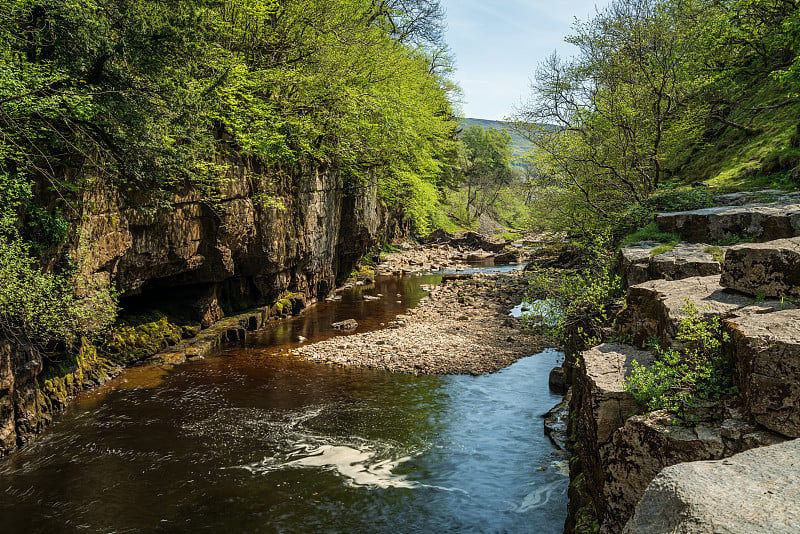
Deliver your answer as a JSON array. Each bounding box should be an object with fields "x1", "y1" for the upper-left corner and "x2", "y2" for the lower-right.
[
  {"x1": 513, "y1": 0, "x2": 713, "y2": 232},
  {"x1": 458, "y1": 125, "x2": 514, "y2": 224}
]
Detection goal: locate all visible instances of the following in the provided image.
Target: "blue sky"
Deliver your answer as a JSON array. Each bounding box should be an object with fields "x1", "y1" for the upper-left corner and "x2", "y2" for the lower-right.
[{"x1": 440, "y1": 0, "x2": 608, "y2": 120}]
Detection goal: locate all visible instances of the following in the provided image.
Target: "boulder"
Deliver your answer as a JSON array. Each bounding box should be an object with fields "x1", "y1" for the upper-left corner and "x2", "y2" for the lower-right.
[
  {"x1": 548, "y1": 365, "x2": 568, "y2": 395},
  {"x1": 720, "y1": 237, "x2": 800, "y2": 298},
  {"x1": 331, "y1": 319, "x2": 359, "y2": 331},
  {"x1": 624, "y1": 439, "x2": 800, "y2": 533},
  {"x1": 423, "y1": 228, "x2": 453, "y2": 244},
  {"x1": 725, "y1": 308, "x2": 800, "y2": 438},
  {"x1": 656, "y1": 202, "x2": 800, "y2": 243},
  {"x1": 620, "y1": 242, "x2": 724, "y2": 287},
  {"x1": 449, "y1": 231, "x2": 508, "y2": 253},
  {"x1": 600, "y1": 410, "x2": 785, "y2": 533},
  {"x1": 494, "y1": 249, "x2": 523, "y2": 264},
  {"x1": 617, "y1": 276, "x2": 753, "y2": 348}
]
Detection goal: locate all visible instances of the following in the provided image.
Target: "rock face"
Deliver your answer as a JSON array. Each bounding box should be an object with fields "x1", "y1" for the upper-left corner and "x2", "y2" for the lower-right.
[
  {"x1": 726, "y1": 309, "x2": 800, "y2": 438},
  {"x1": 624, "y1": 439, "x2": 800, "y2": 533},
  {"x1": 656, "y1": 202, "x2": 800, "y2": 243},
  {"x1": 720, "y1": 237, "x2": 800, "y2": 298},
  {"x1": 565, "y1": 200, "x2": 800, "y2": 533},
  {"x1": 620, "y1": 243, "x2": 724, "y2": 287},
  {"x1": 75, "y1": 164, "x2": 389, "y2": 319},
  {"x1": 0, "y1": 342, "x2": 44, "y2": 453},
  {"x1": 567, "y1": 343, "x2": 653, "y2": 531}
]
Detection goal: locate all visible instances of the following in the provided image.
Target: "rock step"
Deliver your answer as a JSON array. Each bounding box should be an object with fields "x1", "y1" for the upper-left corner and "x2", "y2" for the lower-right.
[
  {"x1": 721, "y1": 237, "x2": 800, "y2": 298},
  {"x1": 656, "y1": 202, "x2": 800, "y2": 243},
  {"x1": 624, "y1": 438, "x2": 800, "y2": 533},
  {"x1": 726, "y1": 308, "x2": 800, "y2": 438},
  {"x1": 600, "y1": 409, "x2": 786, "y2": 533},
  {"x1": 617, "y1": 275, "x2": 784, "y2": 348},
  {"x1": 620, "y1": 242, "x2": 724, "y2": 287}
]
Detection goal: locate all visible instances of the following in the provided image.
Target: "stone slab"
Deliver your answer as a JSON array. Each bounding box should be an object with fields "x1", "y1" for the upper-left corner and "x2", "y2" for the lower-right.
[
  {"x1": 620, "y1": 242, "x2": 724, "y2": 287},
  {"x1": 656, "y1": 202, "x2": 800, "y2": 243},
  {"x1": 721, "y1": 237, "x2": 800, "y2": 298},
  {"x1": 600, "y1": 410, "x2": 785, "y2": 533},
  {"x1": 618, "y1": 276, "x2": 754, "y2": 348},
  {"x1": 624, "y1": 439, "x2": 800, "y2": 533}
]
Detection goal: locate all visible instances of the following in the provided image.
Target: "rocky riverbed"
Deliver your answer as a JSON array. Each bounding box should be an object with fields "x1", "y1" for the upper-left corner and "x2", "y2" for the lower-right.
[{"x1": 293, "y1": 271, "x2": 550, "y2": 375}]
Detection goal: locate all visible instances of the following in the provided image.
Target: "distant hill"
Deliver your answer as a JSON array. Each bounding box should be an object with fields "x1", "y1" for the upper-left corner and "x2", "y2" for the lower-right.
[{"x1": 459, "y1": 118, "x2": 533, "y2": 161}]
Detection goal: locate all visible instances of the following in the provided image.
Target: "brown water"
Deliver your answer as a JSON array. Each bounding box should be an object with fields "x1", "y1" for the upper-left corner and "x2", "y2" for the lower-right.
[{"x1": 0, "y1": 266, "x2": 568, "y2": 533}]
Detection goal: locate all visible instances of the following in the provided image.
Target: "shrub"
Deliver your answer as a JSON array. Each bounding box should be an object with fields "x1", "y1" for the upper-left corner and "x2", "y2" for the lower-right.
[
  {"x1": 621, "y1": 222, "x2": 680, "y2": 247},
  {"x1": 0, "y1": 237, "x2": 117, "y2": 347},
  {"x1": 625, "y1": 301, "x2": 738, "y2": 420},
  {"x1": 644, "y1": 186, "x2": 714, "y2": 213}
]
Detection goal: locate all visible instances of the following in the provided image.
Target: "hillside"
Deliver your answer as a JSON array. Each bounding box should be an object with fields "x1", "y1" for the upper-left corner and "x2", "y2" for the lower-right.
[{"x1": 460, "y1": 118, "x2": 532, "y2": 161}]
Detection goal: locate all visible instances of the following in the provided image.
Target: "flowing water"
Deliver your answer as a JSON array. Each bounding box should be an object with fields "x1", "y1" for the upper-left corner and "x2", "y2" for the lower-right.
[{"x1": 0, "y1": 268, "x2": 568, "y2": 533}]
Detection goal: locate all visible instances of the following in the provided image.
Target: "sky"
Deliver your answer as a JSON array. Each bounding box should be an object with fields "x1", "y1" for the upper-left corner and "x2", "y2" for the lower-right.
[{"x1": 440, "y1": 0, "x2": 608, "y2": 121}]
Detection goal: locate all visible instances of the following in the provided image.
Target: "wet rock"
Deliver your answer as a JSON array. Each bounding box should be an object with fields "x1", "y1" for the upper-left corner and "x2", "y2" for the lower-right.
[
  {"x1": 619, "y1": 242, "x2": 724, "y2": 288},
  {"x1": 548, "y1": 366, "x2": 568, "y2": 395},
  {"x1": 332, "y1": 319, "x2": 359, "y2": 331},
  {"x1": 656, "y1": 202, "x2": 800, "y2": 243},
  {"x1": 544, "y1": 391, "x2": 571, "y2": 450},
  {"x1": 726, "y1": 308, "x2": 800, "y2": 438},
  {"x1": 720, "y1": 237, "x2": 800, "y2": 298},
  {"x1": 624, "y1": 438, "x2": 800, "y2": 533}
]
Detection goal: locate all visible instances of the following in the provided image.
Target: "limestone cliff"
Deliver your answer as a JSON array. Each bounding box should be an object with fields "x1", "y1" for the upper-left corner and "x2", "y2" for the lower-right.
[{"x1": 0, "y1": 161, "x2": 395, "y2": 455}]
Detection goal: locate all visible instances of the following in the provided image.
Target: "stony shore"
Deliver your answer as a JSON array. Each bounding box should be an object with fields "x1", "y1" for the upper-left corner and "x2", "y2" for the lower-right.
[{"x1": 292, "y1": 270, "x2": 551, "y2": 375}]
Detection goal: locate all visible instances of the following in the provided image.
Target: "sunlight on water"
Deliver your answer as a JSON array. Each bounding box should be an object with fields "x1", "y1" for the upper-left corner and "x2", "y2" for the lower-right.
[{"x1": 237, "y1": 441, "x2": 418, "y2": 489}]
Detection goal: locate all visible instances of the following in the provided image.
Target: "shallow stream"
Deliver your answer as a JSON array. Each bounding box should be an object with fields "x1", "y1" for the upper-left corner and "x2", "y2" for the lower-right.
[{"x1": 0, "y1": 267, "x2": 568, "y2": 533}]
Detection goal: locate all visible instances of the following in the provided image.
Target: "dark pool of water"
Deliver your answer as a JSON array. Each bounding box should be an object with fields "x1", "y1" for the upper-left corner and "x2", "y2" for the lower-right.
[{"x1": 0, "y1": 268, "x2": 568, "y2": 534}]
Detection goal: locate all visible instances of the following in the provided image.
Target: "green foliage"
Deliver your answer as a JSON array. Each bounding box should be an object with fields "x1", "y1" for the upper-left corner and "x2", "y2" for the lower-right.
[
  {"x1": 0, "y1": 0, "x2": 459, "y2": 347},
  {"x1": 625, "y1": 301, "x2": 738, "y2": 419},
  {"x1": 513, "y1": 0, "x2": 800, "y2": 236},
  {"x1": 524, "y1": 233, "x2": 623, "y2": 342},
  {"x1": 0, "y1": 237, "x2": 116, "y2": 345},
  {"x1": 456, "y1": 125, "x2": 515, "y2": 225}
]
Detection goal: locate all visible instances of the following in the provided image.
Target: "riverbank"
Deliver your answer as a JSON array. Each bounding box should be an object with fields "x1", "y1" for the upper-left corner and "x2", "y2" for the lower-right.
[{"x1": 293, "y1": 270, "x2": 551, "y2": 374}]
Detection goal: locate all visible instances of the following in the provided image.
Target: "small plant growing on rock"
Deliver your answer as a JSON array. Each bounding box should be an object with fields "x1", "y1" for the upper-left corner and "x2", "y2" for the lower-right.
[{"x1": 625, "y1": 301, "x2": 738, "y2": 419}]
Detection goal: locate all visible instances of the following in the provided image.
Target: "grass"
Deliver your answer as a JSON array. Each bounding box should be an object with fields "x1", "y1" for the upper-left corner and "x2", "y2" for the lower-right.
[
  {"x1": 677, "y1": 82, "x2": 800, "y2": 193},
  {"x1": 621, "y1": 222, "x2": 681, "y2": 247},
  {"x1": 649, "y1": 242, "x2": 678, "y2": 256},
  {"x1": 704, "y1": 246, "x2": 725, "y2": 263}
]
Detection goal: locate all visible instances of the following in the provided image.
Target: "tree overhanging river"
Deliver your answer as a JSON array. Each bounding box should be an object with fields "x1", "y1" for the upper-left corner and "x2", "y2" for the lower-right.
[{"x1": 0, "y1": 268, "x2": 569, "y2": 533}]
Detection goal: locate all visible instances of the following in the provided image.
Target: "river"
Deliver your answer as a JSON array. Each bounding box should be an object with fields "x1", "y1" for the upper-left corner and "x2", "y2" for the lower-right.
[{"x1": 0, "y1": 268, "x2": 568, "y2": 533}]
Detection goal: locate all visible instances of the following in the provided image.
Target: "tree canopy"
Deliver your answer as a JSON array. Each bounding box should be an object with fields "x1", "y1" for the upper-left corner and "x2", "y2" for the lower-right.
[
  {"x1": 0, "y1": 0, "x2": 459, "y2": 345},
  {"x1": 513, "y1": 0, "x2": 800, "y2": 235}
]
